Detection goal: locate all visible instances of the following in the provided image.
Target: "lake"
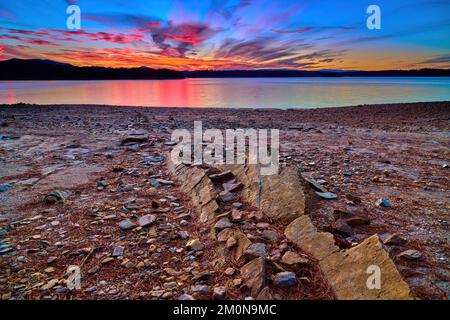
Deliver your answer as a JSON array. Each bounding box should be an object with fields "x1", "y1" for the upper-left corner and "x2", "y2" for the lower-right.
[{"x1": 1, "y1": 77, "x2": 449, "y2": 109}]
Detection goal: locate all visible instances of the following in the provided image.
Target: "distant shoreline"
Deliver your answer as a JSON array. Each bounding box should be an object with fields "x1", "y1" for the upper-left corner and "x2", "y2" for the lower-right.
[{"x1": 1, "y1": 58, "x2": 450, "y2": 80}]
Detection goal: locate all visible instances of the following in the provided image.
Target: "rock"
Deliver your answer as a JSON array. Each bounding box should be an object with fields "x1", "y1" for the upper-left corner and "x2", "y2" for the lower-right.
[
  {"x1": 118, "y1": 219, "x2": 137, "y2": 231},
  {"x1": 224, "y1": 267, "x2": 235, "y2": 276},
  {"x1": 223, "y1": 181, "x2": 243, "y2": 192},
  {"x1": 333, "y1": 210, "x2": 370, "y2": 226},
  {"x1": 245, "y1": 243, "x2": 268, "y2": 259},
  {"x1": 212, "y1": 286, "x2": 227, "y2": 300},
  {"x1": 320, "y1": 235, "x2": 413, "y2": 299},
  {"x1": 273, "y1": 272, "x2": 297, "y2": 288},
  {"x1": 285, "y1": 216, "x2": 339, "y2": 261},
  {"x1": 44, "y1": 191, "x2": 65, "y2": 204},
  {"x1": 42, "y1": 279, "x2": 59, "y2": 290},
  {"x1": 315, "y1": 191, "x2": 337, "y2": 200},
  {"x1": 261, "y1": 230, "x2": 280, "y2": 242},
  {"x1": 231, "y1": 210, "x2": 242, "y2": 222},
  {"x1": 376, "y1": 198, "x2": 391, "y2": 207},
  {"x1": 208, "y1": 171, "x2": 234, "y2": 182},
  {"x1": 234, "y1": 231, "x2": 252, "y2": 261},
  {"x1": 217, "y1": 228, "x2": 234, "y2": 242},
  {"x1": 191, "y1": 285, "x2": 209, "y2": 295},
  {"x1": 192, "y1": 271, "x2": 214, "y2": 282},
  {"x1": 332, "y1": 219, "x2": 353, "y2": 237},
  {"x1": 138, "y1": 214, "x2": 156, "y2": 227},
  {"x1": 87, "y1": 265, "x2": 100, "y2": 275},
  {"x1": 219, "y1": 190, "x2": 234, "y2": 202},
  {"x1": 178, "y1": 294, "x2": 195, "y2": 300},
  {"x1": 161, "y1": 292, "x2": 173, "y2": 299},
  {"x1": 240, "y1": 257, "x2": 266, "y2": 296},
  {"x1": 215, "y1": 217, "x2": 232, "y2": 230},
  {"x1": 186, "y1": 239, "x2": 203, "y2": 252},
  {"x1": 163, "y1": 281, "x2": 177, "y2": 290},
  {"x1": 226, "y1": 236, "x2": 237, "y2": 249},
  {"x1": 280, "y1": 251, "x2": 310, "y2": 267},
  {"x1": 121, "y1": 130, "x2": 149, "y2": 144},
  {"x1": 232, "y1": 202, "x2": 243, "y2": 209},
  {"x1": 112, "y1": 246, "x2": 124, "y2": 257},
  {"x1": 345, "y1": 193, "x2": 362, "y2": 204},
  {"x1": 178, "y1": 231, "x2": 189, "y2": 240},
  {"x1": 0, "y1": 183, "x2": 12, "y2": 192},
  {"x1": 256, "y1": 286, "x2": 274, "y2": 300},
  {"x1": 384, "y1": 234, "x2": 407, "y2": 246},
  {"x1": 305, "y1": 178, "x2": 329, "y2": 193},
  {"x1": 101, "y1": 257, "x2": 114, "y2": 264},
  {"x1": 397, "y1": 249, "x2": 422, "y2": 260},
  {"x1": 47, "y1": 256, "x2": 57, "y2": 264}
]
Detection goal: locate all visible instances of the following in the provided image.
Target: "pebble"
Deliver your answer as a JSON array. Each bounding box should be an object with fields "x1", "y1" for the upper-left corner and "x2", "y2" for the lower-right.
[
  {"x1": 397, "y1": 249, "x2": 422, "y2": 260},
  {"x1": 118, "y1": 219, "x2": 137, "y2": 230},
  {"x1": 138, "y1": 214, "x2": 156, "y2": 227},
  {"x1": 280, "y1": 251, "x2": 310, "y2": 266},
  {"x1": 376, "y1": 198, "x2": 391, "y2": 207},
  {"x1": 178, "y1": 294, "x2": 195, "y2": 300},
  {"x1": 191, "y1": 284, "x2": 209, "y2": 295},
  {"x1": 273, "y1": 272, "x2": 297, "y2": 288},
  {"x1": 186, "y1": 239, "x2": 203, "y2": 251},
  {"x1": 214, "y1": 217, "x2": 232, "y2": 230},
  {"x1": 212, "y1": 286, "x2": 227, "y2": 300},
  {"x1": 112, "y1": 246, "x2": 125, "y2": 257},
  {"x1": 245, "y1": 243, "x2": 268, "y2": 259}
]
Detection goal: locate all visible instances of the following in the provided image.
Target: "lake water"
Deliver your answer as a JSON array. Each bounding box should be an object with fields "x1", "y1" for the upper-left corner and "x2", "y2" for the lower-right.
[{"x1": 1, "y1": 77, "x2": 449, "y2": 109}]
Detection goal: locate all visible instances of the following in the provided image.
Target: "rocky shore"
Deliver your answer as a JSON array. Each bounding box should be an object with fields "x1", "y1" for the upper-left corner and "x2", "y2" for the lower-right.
[{"x1": 0, "y1": 102, "x2": 449, "y2": 300}]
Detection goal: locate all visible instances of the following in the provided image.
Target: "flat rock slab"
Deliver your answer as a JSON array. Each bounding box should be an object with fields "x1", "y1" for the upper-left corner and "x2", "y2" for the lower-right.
[
  {"x1": 34, "y1": 164, "x2": 105, "y2": 192},
  {"x1": 285, "y1": 216, "x2": 413, "y2": 300},
  {"x1": 320, "y1": 235, "x2": 413, "y2": 300}
]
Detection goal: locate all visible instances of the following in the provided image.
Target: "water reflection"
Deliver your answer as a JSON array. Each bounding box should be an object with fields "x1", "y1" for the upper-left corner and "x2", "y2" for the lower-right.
[{"x1": 0, "y1": 77, "x2": 449, "y2": 108}]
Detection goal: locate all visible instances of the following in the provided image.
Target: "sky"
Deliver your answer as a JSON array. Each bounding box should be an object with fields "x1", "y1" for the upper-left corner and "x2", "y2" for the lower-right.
[{"x1": 0, "y1": 0, "x2": 449, "y2": 71}]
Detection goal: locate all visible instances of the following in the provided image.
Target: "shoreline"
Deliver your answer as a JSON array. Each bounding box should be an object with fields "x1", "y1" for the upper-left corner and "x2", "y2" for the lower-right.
[{"x1": 0, "y1": 101, "x2": 449, "y2": 300}]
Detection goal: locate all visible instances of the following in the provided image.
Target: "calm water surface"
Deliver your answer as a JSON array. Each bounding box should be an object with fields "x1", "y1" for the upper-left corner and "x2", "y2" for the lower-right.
[{"x1": 1, "y1": 77, "x2": 449, "y2": 108}]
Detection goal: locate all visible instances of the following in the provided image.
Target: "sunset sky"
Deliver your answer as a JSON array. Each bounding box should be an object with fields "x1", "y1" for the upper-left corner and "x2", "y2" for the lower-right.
[{"x1": 0, "y1": 0, "x2": 449, "y2": 71}]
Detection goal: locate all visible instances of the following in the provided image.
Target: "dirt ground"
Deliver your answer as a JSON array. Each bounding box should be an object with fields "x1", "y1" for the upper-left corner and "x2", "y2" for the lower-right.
[{"x1": 0, "y1": 101, "x2": 449, "y2": 300}]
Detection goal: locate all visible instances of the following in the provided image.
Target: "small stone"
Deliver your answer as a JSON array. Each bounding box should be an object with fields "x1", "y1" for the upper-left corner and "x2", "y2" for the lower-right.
[
  {"x1": 232, "y1": 202, "x2": 243, "y2": 209},
  {"x1": 212, "y1": 286, "x2": 227, "y2": 300},
  {"x1": 118, "y1": 219, "x2": 137, "y2": 230},
  {"x1": 245, "y1": 243, "x2": 268, "y2": 259},
  {"x1": 280, "y1": 251, "x2": 310, "y2": 266},
  {"x1": 315, "y1": 191, "x2": 337, "y2": 200},
  {"x1": 231, "y1": 210, "x2": 242, "y2": 222},
  {"x1": 87, "y1": 265, "x2": 100, "y2": 275},
  {"x1": 208, "y1": 171, "x2": 234, "y2": 182},
  {"x1": 178, "y1": 294, "x2": 195, "y2": 300},
  {"x1": 44, "y1": 267, "x2": 55, "y2": 273},
  {"x1": 261, "y1": 230, "x2": 280, "y2": 242},
  {"x1": 47, "y1": 256, "x2": 57, "y2": 264},
  {"x1": 101, "y1": 257, "x2": 114, "y2": 264},
  {"x1": 186, "y1": 239, "x2": 203, "y2": 251},
  {"x1": 384, "y1": 234, "x2": 407, "y2": 246},
  {"x1": 332, "y1": 219, "x2": 353, "y2": 237},
  {"x1": 273, "y1": 272, "x2": 297, "y2": 288},
  {"x1": 138, "y1": 214, "x2": 156, "y2": 227},
  {"x1": 376, "y1": 198, "x2": 391, "y2": 207},
  {"x1": 219, "y1": 190, "x2": 234, "y2": 202},
  {"x1": 233, "y1": 278, "x2": 243, "y2": 286},
  {"x1": 150, "y1": 290, "x2": 164, "y2": 298},
  {"x1": 397, "y1": 249, "x2": 422, "y2": 260},
  {"x1": 163, "y1": 281, "x2": 177, "y2": 290},
  {"x1": 112, "y1": 246, "x2": 125, "y2": 257},
  {"x1": 162, "y1": 292, "x2": 173, "y2": 299},
  {"x1": 191, "y1": 284, "x2": 209, "y2": 295},
  {"x1": 215, "y1": 217, "x2": 232, "y2": 230},
  {"x1": 224, "y1": 267, "x2": 235, "y2": 276}
]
